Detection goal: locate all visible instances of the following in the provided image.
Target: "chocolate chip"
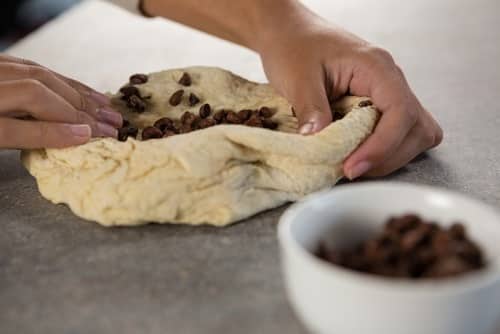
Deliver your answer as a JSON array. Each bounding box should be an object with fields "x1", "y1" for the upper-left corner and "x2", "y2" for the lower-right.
[
  {"x1": 213, "y1": 110, "x2": 226, "y2": 123},
  {"x1": 259, "y1": 106, "x2": 274, "y2": 118},
  {"x1": 198, "y1": 118, "x2": 216, "y2": 129},
  {"x1": 169, "y1": 89, "x2": 184, "y2": 106},
  {"x1": 262, "y1": 119, "x2": 278, "y2": 130},
  {"x1": 163, "y1": 130, "x2": 177, "y2": 137},
  {"x1": 332, "y1": 113, "x2": 345, "y2": 122},
  {"x1": 122, "y1": 119, "x2": 130, "y2": 127},
  {"x1": 237, "y1": 109, "x2": 252, "y2": 122},
  {"x1": 449, "y1": 223, "x2": 466, "y2": 240},
  {"x1": 172, "y1": 120, "x2": 182, "y2": 133},
  {"x1": 199, "y1": 103, "x2": 211, "y2": 118},
  {"x1": 358, "y1": 100, "x2": 373, "y2": 107},
  {"x1": 181, "y1": 111, "x2": 196, "y2": 125},
  {"x1": 141, "y1": 126, "x2": 163, "y2": 140},
  {"x1": 153, "y1": 117, "x2": 174, "y2": 132},
  {"x1": 400, "y1": 227, "x2": 428, "y2": 252},
  {"x1": 127, "y1": 95, "x2": 146, "y2": 112},
  {"x1": 245, "y1": 115, "x2": 263, "y2": 127},
  {"x1": 129, "y1": 73, "x2": 148, "y2": 85},
  {"x1": 225, "y1": 110, "x2": 242, "y2": 124},
  {"x1": 120, "y1": 85, "x2": 140, "y2": 98},
  {"x1": 179, "y1": 124, "x2": 192, "y2": 134},
  {"x1": 127, "y1": 126, "x2": 138, "y2": 138},
  {"x1": 118, "y1": 127, "x2": 129, "y2": 141},
  {"x1": 425, "y1": 256, "x2": 472, "y2": 278},
  {"x1": 432, "y1": 231, "x2": 451, "y2": 257},
  {"x1": 178, "y1": 72, "x2": 191, "y2": 86},
  {"x1": 188, "y1": 93, "x2": 200, "y2": 106}
]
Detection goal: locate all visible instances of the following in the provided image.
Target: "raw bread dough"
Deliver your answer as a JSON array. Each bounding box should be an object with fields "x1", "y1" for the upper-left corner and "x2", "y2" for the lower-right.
[{"x1": 22, "y1": 67, "x2": 378, "y2": 227}]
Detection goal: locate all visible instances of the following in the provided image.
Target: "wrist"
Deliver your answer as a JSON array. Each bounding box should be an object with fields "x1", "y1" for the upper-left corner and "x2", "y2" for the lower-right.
[{"x1": 248, "y1": 0, "x2": 321, "y2": 53}]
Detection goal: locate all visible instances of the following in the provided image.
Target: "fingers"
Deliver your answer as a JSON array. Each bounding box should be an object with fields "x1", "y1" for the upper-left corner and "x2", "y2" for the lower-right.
[
  {"x1": 363, "y1": 115, "x2": 439, "y2": 177},
  {"x1": 346, "y1": 109, "x2": 443, "y2": 178},
  {"x1": 343, "y1": 56, "x2": 420, "y2": 179},
  {"x1": 0, "y1": 63, "x2": 122, "y2": 127},
  {"x1": 0, "y1": 117, "x2": 91, "y2": 149},
  {"x1": 0, "y1": 80, "x2": 117, "y2": 138},
  {"x1": 287, "y1": 69, "x2": 333, "y2": 135},
  {"x1": 0, "y1": 54, "x2": 120, "y2": 125}
]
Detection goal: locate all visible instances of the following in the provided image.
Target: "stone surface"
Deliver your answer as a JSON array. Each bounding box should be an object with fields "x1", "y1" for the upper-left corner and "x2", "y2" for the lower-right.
[{"x1": 1, "y1": 0, "x2": 500, "y2": 333}]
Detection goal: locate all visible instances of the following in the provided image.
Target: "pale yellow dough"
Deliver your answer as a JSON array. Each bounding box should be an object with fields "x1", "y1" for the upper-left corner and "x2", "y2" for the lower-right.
[{"x1": 22, "y1": 67, "x2": 378, "y2": 227}]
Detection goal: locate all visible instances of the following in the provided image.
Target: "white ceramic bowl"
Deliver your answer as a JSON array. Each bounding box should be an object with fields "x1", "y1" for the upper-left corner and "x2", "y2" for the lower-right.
[{"x1": 278, "y1": 182, "x2": 500, "y2": 334}]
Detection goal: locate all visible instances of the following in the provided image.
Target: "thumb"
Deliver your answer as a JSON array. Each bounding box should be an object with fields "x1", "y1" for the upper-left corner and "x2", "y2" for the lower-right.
[{"x1": 287, "y1": 72, "x2": 332, "y2": 135}]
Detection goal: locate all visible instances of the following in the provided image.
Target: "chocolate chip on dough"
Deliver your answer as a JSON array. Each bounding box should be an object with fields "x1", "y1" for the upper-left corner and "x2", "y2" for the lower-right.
[
  {"x1": 245, "y1": 115, "x2": 263, "y2": 128},
  {"x1": 213, "y1": 110, "x2": 226, "y2": 123},
  {"x1": 259, "y1": 106, "x2": 274, "y2": 118},
  {"x1": 127, "y1": 95, "x2": 147, "y2": 112},
  {"x1": 169, "y1": 89, "x2": 184, "y2": 106},
  {"x1": 127, "y1": 126, "x2": 138, "y2": 138},
  {"x1": 198, "y1": 118, "x2": 216, "y2": 129},
  {"x1": 237, "y1": 109, "x2": 252, "y2": 122},
  {"x1": 118, "y1": 127, "x2": 129, "y2": 142},
  {"x1": 141, "y1": 126, "x2": 163, "y2": 140},
  {"x1": 153, "y1": 117, "x2": 174, "y2": 132},
  {"x1": 262, "y1": 119, "x2": 278, "y2": 130},
  {"x1": 188, "y1": 93, "x2": 200, "y2": 106},
  {"x1": 163, "y1": 130, "x2": 177, "y2": 138},
  {"x1": 181, "y1": 111, "x2": 197, "y2": 125},
  {"x1": 120, "y1": 85, "x2": 140, "y2": 98},
  {"x1": 129, "y1": 73, "x2": 148, "y2": 85},
  {"x1": 178, "y1": 72, "x2": 192, "y2": 86},
  {"x1": 225, "y1": 110, "x2": 242, "y2": 124},
  {"x1": 199, "y1": 103, "x2": 211, "y2": 118}
]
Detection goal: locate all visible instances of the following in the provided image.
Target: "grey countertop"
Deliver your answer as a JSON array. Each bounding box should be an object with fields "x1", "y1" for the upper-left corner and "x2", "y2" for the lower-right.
[{"x1": 1, "y1": 0, "x2": 500, "y2": 333}]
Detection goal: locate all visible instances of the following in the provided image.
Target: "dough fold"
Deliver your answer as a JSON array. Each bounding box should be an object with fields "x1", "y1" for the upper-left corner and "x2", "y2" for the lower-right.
[{"x1": 22, "y1": 67, "x2": 378, "y2": 226}]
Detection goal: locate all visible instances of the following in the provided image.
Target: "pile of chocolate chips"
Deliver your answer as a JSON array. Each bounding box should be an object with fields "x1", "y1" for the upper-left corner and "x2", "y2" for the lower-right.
[
  {"x1": 119, "y1": 73, "x2": 151, "y2": 112},
  {"x1": 117, "y1": 71, "x2": 279, "y2": 141},
  {"x1": 316, "y1": 214, "x2": 486, "y2": 279}
]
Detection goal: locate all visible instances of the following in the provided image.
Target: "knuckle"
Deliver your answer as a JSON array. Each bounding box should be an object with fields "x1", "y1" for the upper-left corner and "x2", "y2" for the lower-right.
[
  {"x1": 358, "y1": 45, "x2": 396, "y2": 68},
  {"x1": 75, "y1": 110, "x2": 90, "y2": 125},
  {"x1": 370, "y1": 46, "x2": 395, "y2": 64},
  {"x1": 421, "y1": 128, "x2": 436, "y2": 148},
  {"x1": 21, "y1": 79, "x2": 48, "y2": 103},
  {"x1": 25, "y1": 65, "x2": 52, "y2": 82},
  {"x1": 431, "y1": 124, "x2": 444, "y2": 147},
  {"x1": 35, "y1": 122, "x2": 50, "y2": 143},
  {"x1": 405, "y1": 106, "x2": 419, "y2": 125}
]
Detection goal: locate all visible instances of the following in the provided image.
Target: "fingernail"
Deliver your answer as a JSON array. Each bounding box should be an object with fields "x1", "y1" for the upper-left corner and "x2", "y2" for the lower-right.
[
  {"x1": 68, "y1": 124, "x2": 91, "y2": 138},
  {"x1": 97, "y1": 107, "x2": 123, "y2": 127},
  {"x1": 299, "y1": 122, "x2": 315, "y2": 135},
  {"x1": 97, "y1": 122, "x2": 118, "y2": 138},
  {"x1": 90, "y1": 91, "x2": 111, "y2": 106},
  {"x1": 347, "y1": 161, "x2": 372, "y2": 180}
]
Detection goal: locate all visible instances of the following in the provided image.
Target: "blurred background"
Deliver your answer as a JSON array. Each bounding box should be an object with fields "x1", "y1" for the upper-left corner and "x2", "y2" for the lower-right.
[
  {"x1": 0, "y1": 0, "x2": 81, "y2": 50},
  {"x1": 0, "y1": 0, "x2": 138, "y2": 50}
]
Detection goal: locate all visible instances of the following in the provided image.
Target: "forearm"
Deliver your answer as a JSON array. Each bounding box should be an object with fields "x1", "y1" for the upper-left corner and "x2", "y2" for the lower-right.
[{"x1": 142, "y1": 0, "x2": 315, "y2": 51}]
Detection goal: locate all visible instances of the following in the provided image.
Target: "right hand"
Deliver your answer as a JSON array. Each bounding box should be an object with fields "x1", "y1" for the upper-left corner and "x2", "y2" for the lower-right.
[{"x1": 0, "y1": 54, "x2": 123, "y2": 149}]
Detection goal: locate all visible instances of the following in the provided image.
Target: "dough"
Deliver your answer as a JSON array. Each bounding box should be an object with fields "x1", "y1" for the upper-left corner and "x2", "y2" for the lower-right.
[{"x1": 22, "y1": 67, "x2": 378, "y2": 227}]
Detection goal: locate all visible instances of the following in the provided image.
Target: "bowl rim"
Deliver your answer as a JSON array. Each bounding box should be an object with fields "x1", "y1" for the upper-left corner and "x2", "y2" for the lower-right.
[{"x1": 278, "y1": 181, "x2": 500, "y2": 296}]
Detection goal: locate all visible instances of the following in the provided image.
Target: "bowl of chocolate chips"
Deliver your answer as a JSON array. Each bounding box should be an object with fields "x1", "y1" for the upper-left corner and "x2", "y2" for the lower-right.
[{"x1": 278, "y1": 182, "x2": 500, "y2": 334}]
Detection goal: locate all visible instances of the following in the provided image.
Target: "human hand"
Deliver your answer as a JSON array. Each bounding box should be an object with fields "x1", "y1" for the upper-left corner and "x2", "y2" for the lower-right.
[
  {"x1": 0, "y1": 54, "x2": 122, "y2": 149},
  {"x1": 256, "y1": 7, "x2": 443, "y2": 179}
]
